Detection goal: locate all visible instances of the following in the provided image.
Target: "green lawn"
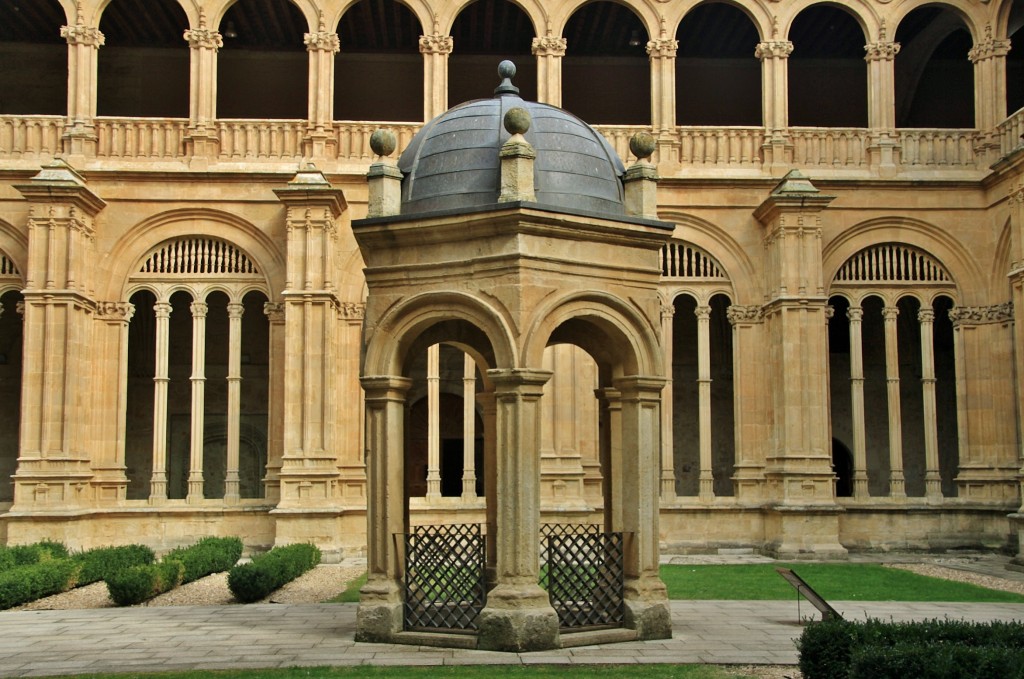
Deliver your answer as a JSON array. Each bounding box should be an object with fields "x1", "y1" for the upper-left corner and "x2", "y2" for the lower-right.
[
  {"x1": 660, "y1": 563, "x2": 1024, "y2": 602},
  {"x1": 39, "y1": 667, "x2": 742, "y2": 679}
]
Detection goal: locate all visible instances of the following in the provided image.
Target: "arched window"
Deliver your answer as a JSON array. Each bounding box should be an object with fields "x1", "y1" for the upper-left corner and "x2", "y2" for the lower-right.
[
  {"x1": 0, "y1": 0, "x2": 66, "y2": 115},
  {"x1": 895, "y1": 8, "x2": 974, "y2": 128},
  {"x1": 789, "y1": 5, "x2": 868, "y2": 127}
]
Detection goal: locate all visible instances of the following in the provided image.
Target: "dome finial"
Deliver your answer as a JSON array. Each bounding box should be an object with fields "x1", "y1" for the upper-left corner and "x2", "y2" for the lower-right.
[{"x1": 494, "y1": 60, "x2": 520, "y2": 96}]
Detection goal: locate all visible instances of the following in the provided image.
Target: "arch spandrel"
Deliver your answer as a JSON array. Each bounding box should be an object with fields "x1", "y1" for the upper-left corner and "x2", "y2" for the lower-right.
[
  {"x1": 362, "y1": 290, "x2": 518, "y2": 379},
  {"x1": 521, "y1": 290, "x2": 663, "y2": 383}
]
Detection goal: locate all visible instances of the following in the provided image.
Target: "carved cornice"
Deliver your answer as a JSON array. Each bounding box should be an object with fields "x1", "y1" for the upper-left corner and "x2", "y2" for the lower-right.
[
  {"x1": 304, "y1": 31, "x2": 340, "y2": 53},
  {"x1": 755, "y1": 41, "x2": 793, "y2": 60},
  {"x1": 61, "y1": 24, "x2": 104, "y2": 47},
  {"x1": 949, "y1": 302, "x2": 1013, "y2": 326},
  {"x1": 726, "y1": 304, "x2": 764, "y2": 325},
  {"x1": 531, "y1": 36, "x2": 566, "y2": 57},
  {"x1": 864, "y1": 41, "x2": 900, "y2": 61},
  {"x1": 184, "y1": 28, "x2": 223, "y2": 50},
  {"x1": 646, "y1": 38, "x2": 678, "y2": 58},
  {"x1": 419, "y1": 34, "x2": 453, "y2": 55}
]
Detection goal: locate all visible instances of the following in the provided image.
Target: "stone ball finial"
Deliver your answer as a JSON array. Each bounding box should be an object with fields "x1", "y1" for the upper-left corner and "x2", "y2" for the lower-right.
[
  {"x1": 494, "y1": 60, "x2": 520, "y2": 95},
  {"x1": 504, "y1": 107, "x2": 531, "y2": 136},
  {"x1": 629, "y1": 131, "x2": 656, "y2": 161},
  {"x1": 370, "y1": 129, "x2": 397, "y2": 158}
]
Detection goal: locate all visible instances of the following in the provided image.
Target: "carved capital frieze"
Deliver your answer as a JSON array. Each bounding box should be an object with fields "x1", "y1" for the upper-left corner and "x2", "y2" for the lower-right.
[
  {"x1": 864, "y1": 41, "x2": 900, "y2": 61},
  {"x1": 646, "y1": 38, "x2": 678, "y2": 58},
  {"x1": 339, "y1": 302, "x2": 365, "y2": 320},
  {"x1": 184, "y1": 28, "x2": 223, "y2": 50},
  {"x1": 531, "y1": 36, "x2": 566, "y2": 57},
  {"x1": 949, "y1": 302, "x2": 1013, "y2": 326},
  {"x1": 305, "y1": 31, "x2": 340, "y2": 53},
  {"x1": 726, "y1": 304, "x2": 764, "y2": 325},
  {"x1": 419, "y1": 34, "x2": 453, "y2": 55},
  {"x1": 96, "y1": 301, "x2": 135, "y2": 322},
  {"x1": 755, "y1": 41, "x2": 793, "y2": 60},
  {"x1": 846, "y1": 307, "x2": 864, "y2": 322},
  {"x1": 264, "y1": 302, "x2": 285, "y2": 323},
  {"x1": 917, "y1": 308, "x2": 935, "y2": 324},
  {"x1": 968, "y1": 39, "x2": 1011, "y2": 63},
  {"x1": 660, "y1": 303, "x2": 675, "y2": 320},
  {"x1": 61, "y1": 24, "x2": 105, "y2": 47}
]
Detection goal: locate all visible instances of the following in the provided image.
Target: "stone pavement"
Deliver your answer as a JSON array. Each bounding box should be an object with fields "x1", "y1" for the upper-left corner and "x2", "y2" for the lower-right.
[{"x1": 0, "y1": 599, "x2": 1022, "y2": 677}]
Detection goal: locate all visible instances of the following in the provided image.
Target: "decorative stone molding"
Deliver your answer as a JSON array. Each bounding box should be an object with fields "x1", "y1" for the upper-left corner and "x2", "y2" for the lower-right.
[
  {"x1": 190, "y1": 301, "x2": 208, "y2": 319},
  {"x1": 304, "y1": 31, "x2": 340, "y2": 53},
  {"x1": 646, "y1": 39, "x2": 678, "y2": 58},
  {"x1": 726, "y1": 305, "x2": 764, "y2": 325},
  {"x1": 61, "y1": 24, "x2": 104, "y2": 47},
  {"x1": 824, "y1": 305, "x2": 835, "y2": 320},
  {"x1": 917, "y1": 308, "x2": 935, "y2": 323},
  {"x1": 968, "y1": 26, "x2": 1011, "y2": 62},
  {"x1": 531, "y1": 36, "x2": 566, "y2": 57},
  {"x1": 184, "y1": 28, "x2": 223, "y2": 50},
  {"x1": 419, "y1": 34, "x2": 453, "y2": 55},
  {"x1": 846, "y1": 307, "x2": 864, "y2": 322},
  {"x1": 882, "y1": 306, "x2": 899, "y2": 321},
  {"x1": 755, "y1": 41, "x2": 793, "y2": 60},
  {"x1": 263, "y1": 302, "x2": 285, "y2": 322},
  {"x1": 660, "y1": 303, "x2": 675, "y2": 320},
  {"x1": 339, "y1": 302, "x2": 365, "y2": 320},
  {"x1": 864, "y1": 41, "x2": 900, "y2": 61},
  {"x1": 949, "y1": 302, "x2": 1013, "y2": 326},
  {"x1": 95, "y1": 301, "x2": 135, "y2": 322},
  {"x1": 694, "y1": 304, "x2": 711, "y2": 321}
]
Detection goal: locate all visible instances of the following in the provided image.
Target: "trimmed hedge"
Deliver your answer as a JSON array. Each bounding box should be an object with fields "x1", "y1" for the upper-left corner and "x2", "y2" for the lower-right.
[
  {"x1": 0, "y1": 540, "x2": 69, "y2": 572},
  {"x1": 798, "y1": 618, "x2": 1024, "y2": 679},
  {"x1": 227, "y1": 543, "x2": 321, "y2": 603},
  {"x1": 105, "y1": 560, "x2": 184, "y2": 606},
  {"x1": 850, "y1": 643, "x2": 1024, "y2": 679},
  {"x1": 163, "y1": 536, "x2": 243, "y2": 584},
  {"x1": 73, "y1": 545, "x2": 155, "y2": 585},
  {"x1": 0, "y1": 559, "x2": 79, "y2": 609}
]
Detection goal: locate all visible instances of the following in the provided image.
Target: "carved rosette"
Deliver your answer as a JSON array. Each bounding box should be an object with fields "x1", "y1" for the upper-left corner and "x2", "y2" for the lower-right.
[
  {"x1": 263, "y1": 302, "x2": 285, "y2": 323},
  {"x1": 61, "y1": 24, "x2": 105, "y2": 47},
  {"x1": 968, "y1": 39, "x2": 1011, "y2": 63},
  {"x1": 96, "y1": 301, "x2": 135, "y2": 323},
  {"x1": 864, "y1": 41, "x2": 900, "y2": 62},
  {"x1": 305, "y1": 31, "x2": 340, "y2": 53},
  {"x1": 646, "y1": 38, "x2": 678, "y2": 58},
  {"x1": 754, "y1": 41, "x2": 793, "y2": 60},
  {"x1": 948, "y1": 302, "x2": 1014, "y2": 326},
  {"x1": 531, "y1": 36, "x2": 567, "y2": 57},
  {"x1": 419, "y1": 34, "x2": 453, "y2": 55},
  {"x1": 184, "y1": 28, "x2": 223, "y2": 50},
  {"x1": 726, "y1": 304, "x2": 764, "y2": 325}
]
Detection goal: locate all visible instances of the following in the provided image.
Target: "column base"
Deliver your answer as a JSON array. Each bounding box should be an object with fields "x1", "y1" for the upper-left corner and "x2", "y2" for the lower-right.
[
  {"x1": 355, "y1": 576, "x2": 403, "y2": 643},
  {"x1": 624, "y1": 599, "x2": 672, "y2": 640},
  {"x1": 476, "y1": 584, "x2": 560, "y2": 652}
]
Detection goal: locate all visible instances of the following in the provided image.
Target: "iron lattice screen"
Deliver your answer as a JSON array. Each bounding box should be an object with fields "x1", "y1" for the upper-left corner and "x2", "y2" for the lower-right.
[
  {"x1": 540, "y1": 524, "x2": 625, "y2": 630},
  {"x1": 403, "y1": 523, "x2": 486, "y2": 632}
]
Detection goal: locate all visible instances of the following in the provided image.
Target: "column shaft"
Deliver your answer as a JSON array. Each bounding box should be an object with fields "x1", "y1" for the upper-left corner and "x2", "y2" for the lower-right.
[
  {"x1": 883, "y1": 306, "x2": 905, "y2": 498},
  {"x1": 659, "y1": 303, "x2": 675, "y2": 498},
  {"x1": 225, "y1": 302, "x2": 243, "y2": 502},
  {"x1": 419, "y1": 35, "x2": 452, "y2": 121},
  {"x1": 462, "y1": 352, "x2": 477, "y2": 499},
  {"x1": 187, "y1": 301, "x2": 208, "y2": 502},
  {"x1": 426, "y1": 343, "x2": 441, "y2": 499},
  {"x1": 847, "y1": 307, "x2": 869, "y2": 497},
  {"x1": 150, "y1": 301, "x2": 171, "y2": 502},
  {"x1": 696, "y1": 304, "x2": 714, "y2": 500},
  {"x1": 532, "y1": 37, "x2": 565, "y2": 107}
]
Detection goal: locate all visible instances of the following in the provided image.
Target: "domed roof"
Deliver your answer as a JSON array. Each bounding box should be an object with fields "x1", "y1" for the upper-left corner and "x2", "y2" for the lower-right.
[{"x1": 398, "y1": 64, "x2": 625, "y2": 216}]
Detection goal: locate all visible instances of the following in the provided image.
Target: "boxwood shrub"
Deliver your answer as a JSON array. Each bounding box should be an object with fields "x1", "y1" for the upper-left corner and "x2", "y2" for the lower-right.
[
  {"x1": 105, "y1": 560, "x2": 184, "y2": 606},
  {"x1": 0, "y1": 540, "x2": 69, "y2": 572},
  {"x1": 73, "y1": 545, "x2": 155, "y2": 585},
  {"x1": 799, "y1": 618, "x2": 1024, "y2": 679},
  {"x1": 163, "y1": 536, "x2": 242, "y2": 584},
  {"x1": 0, "y1": 559, "x2": 79, "y2": 609},
  {"x1": 227, "y1": 543, "x2": 321, "y2": 603},
  {"x1": 850, "y1": 643, "x2": 1024, "y2": 679}
]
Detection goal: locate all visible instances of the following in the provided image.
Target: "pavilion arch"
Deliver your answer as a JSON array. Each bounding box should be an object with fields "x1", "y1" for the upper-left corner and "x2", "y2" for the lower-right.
[
  {"x1": 363, "y1": 291, "x2": 517, "y2": 378},
  {"x1": 657, "y1": 211, "x2": 758, "y2": 302},
  {"x1": 522, "y1": 291, "x2": 661, "y2": 383},
  {"x1": 103, "y1": 208, "x2": 283, "y2": 302},
  {"x1": 823, "y1": 217, "x2": 977, "y2": 300}
]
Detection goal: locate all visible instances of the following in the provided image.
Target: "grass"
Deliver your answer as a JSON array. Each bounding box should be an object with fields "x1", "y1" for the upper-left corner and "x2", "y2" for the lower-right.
[
  {"x1": 34, "y1": 667, "x2": 743, "y2": 679},
  {"x1": 325, "y1": 571, "x2": 366, "y2": 603},
  {"x1": 660, "y1": 563, "x2": 1024, "y2": 603}
]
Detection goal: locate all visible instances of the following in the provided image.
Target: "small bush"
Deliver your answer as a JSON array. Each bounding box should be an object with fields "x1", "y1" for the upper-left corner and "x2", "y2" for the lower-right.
[
  {"x1": 73, "y1": 545, "x2": 155, "y2": 585},
  {"x1": 0, "y1": 540, "x2": 69, "y2": 571},
  {"x1": 799, "y1": 618, "x2": 1024, "y2": 679},
  {"x1": 163, "y1": 537, "x2": 243, "y2": 584},
  {"x1": 227, "y1": 543, "x2": 321, "y2": 603},
  {"x1": 0, "y1": 559, "x2": 79, "y2": 609},
  {"x1": 105, "y1": 560, "x2": 184, "y2": 606}
]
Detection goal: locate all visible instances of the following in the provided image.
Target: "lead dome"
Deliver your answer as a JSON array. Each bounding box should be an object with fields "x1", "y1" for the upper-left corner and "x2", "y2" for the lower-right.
[{"x1": 397, "y1": 62, "x2": 626, "y2": 216}]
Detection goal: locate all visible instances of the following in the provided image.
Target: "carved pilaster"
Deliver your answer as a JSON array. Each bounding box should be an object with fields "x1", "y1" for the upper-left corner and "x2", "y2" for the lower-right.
[
  {"x1": 419, "y1": 33, "x2": 453, "y2": 120},
  {"x1": 755, "y1": 40, "x2": 794, "y2": 173},
  {"x1": 304, "y1": 12, "x2": 341, "y2": 148},
  {"x1": 183, "y1": 10, "x2": 223, "y2": 160},
  {"x1": 532, "y1": 36, "x2": 566, "y2": 106},
  {"x1": 61, "y1": 18, "x2": 105, "y2": 156}
]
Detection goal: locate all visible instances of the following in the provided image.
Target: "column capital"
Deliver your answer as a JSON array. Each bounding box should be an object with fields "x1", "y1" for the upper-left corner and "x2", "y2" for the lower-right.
[
  {"x1": 190, "y1": 301, "x2": 208, "y2": 319},
  {"x1": 846, "y1": 306, "x2": 864, "y2": 322},
  {"x1": 969, "y1": 38, "x2": 1011, "y2": 63},
  {"x1": 660, "y1": 302, "x2": 675, "y2": 320},
  {"x1": 263, "y1": 301, "x2": 285, "y2": 323},
  {"x1": 419, "y1": 33, "x2": 453, "y2": 55},
  {"x1": 755, "y1": 41, "x2": 793, "y2": 60},
  {"x1": 96, "y1": 301, "x2": 135, "y2": 323},
  {"x1": 881, "y1": 306, "x2": 899, "y2": 321},
  {"x1": 694, "y1": 304, "x2": 711, "y2": 321},
  {"x1": 184, "y1": 28, "x2": 223, "y2": 50},
  {"x1": 227, "y1": 302, "x2": 244, "y2": 319},
  {"x1": 304, "y1": 31, "x2": 340, "y2": 53},
  {"x1": 61, "y1": 24, "x2": 104, "y2": 47},
  {"x1": 726, "y1": 304, "x2": 763, "y2": 325},
  {"x1": 339, "y1": 301, "x2": 365, "y2": 320},
  {"x1": 824, "y1": 305, "x2": 835, "y2": 321},
  {"x1": 153, "y1": 301, "x2": 172, "y2": 319},
  {"x1": 487, "y1": 368, "x2": 552, "y2": 395},
  {"x1": 361, "y1": 375, "x2": 413, "y2": 400},
  {"x1": 646, "y1": 38, "x2": 678, "y2": 58},
  {"x1": 864, "y1": 41, "x2": 900, "y2": 62},
  {"x1": 917, "y1": 308, "x2": 935, "y2": 323},
  {"x1": 612, "y1": 375, "x2": 667, "y2": 398},
  {"x1": 531, "y1": 36, "x2": 566, "y2": 57}
]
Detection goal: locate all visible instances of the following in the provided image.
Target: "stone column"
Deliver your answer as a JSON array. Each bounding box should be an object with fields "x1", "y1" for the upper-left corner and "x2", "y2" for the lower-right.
[
  {"x1": 187, "y1": 301, "x2": 208, "y2": 503},
  {"x1": 659, "y1": 302, "x2": 676, "y2": 499},
  {"x1": 183, "y1": 12, "x2": 222, "y2": 162},
  {"x1": 303, "y1": 15, "x2": 340, "y2": 157},
  {"x1": 613, "y1": 376, "x2": 671, "y2": 640},
  {"x1": 847, "y1": 306, "x2": 870, "y2": 498},
  {"x1": 918, "y1": 307, "x2": 942, "y2": 501},
  {"x1": 968, "y1": 25, "x2": 1011, "y2": 159},
  {"x1": 150, "y1": 300, "x2": 172, "y2": 502},
  {"x1": 91, "y1": 302, "x2": 134, "y2": 503},
  {"x1": 224, "y1": 301, "x2": 244, "y2": 503},
  {"x1": 695, "y1": 304, "x2": 714, "y2": 501},
  {"x1": 60, "y1": 15, "x2": 104, "y2": 158},
  {"x1": 420, "y1": 34, "x2": 452, "y2": 121},
  {"x1": 262, "y1": 302, "x2": 285, "y2": 502},
  {"x1": 864, "y1": 37, "x2": 900, "y2": 174},
  {"x1": 476, "y1": 369, "x2": 559, "y2": 653},
  {"x1": 882, "y1": 305, "x2": 906, "y2": 498},
  {"x1": 462, "y1": 352, "x2": 477, "y2": 499},
  {"x1": 647, "y1": 38, "x2": 678, "y2": 164},
  {"x1": 755, "y1": 40, "x2": 793, "y2": 175},
  {"x1": 531, "y1": 36, "x2": 565, "y2": 107},
  {"x1": 477, "y1": 390, "x2": 498, "y2": 583},
  {"x1": 425, "y1": 343, "x2": 442, "y2": 499},
  {"x1": 356, "y1": 375, "x2": 411, "y2": 642},
  {"x1": 727, "y1": 305, "x2": 767, "y2": 501},
  {"x1": 12, "y1": 161, "x2": 105, "y2": 512}
]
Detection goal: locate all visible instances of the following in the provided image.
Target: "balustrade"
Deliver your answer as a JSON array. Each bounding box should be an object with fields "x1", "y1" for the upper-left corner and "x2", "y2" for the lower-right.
[
  {"x1": 95, "y1": 118, "x2": 188, "y2": 159},
  {"x1": 790, "y1": 128, "x2": 869, "y2": 169},
  {"x1": 899, "y1": 129, "x2": 979, "y2": 169},
  {"x1": 0, "y1": 116, "x2": 64, "y2": 158},
  {"x1": 997, "y1": 107, "x2": 1024, "y2": 158}
]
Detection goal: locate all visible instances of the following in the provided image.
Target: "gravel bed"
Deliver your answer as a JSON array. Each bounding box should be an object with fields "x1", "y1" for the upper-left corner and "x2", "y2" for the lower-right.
[{"x1": 886, "y1": 563, "x2": 1024, "y2": 596}]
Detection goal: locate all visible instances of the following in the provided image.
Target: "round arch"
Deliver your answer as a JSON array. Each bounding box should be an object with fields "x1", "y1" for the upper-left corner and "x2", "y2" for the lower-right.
[
  {"x1": 670, "y1": 0, "x2": 771, "y2": 43},
  {"x1": 657, "y1": 211, "x2": 757, "y2": 303},
  {"x1": 553, "y1": 0, "x2": 661, "y2": 41},
  {"x1": 889, "y1": 0, "x2": 985, "y2": 43},
  {"x1": 779, "y1": 0, "x2": 878, "y2": 45}
]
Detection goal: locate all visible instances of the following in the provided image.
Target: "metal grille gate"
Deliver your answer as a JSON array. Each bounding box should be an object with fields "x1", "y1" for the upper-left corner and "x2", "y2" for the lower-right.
[
  {"x1": 540, "y1": 524, "x2": 625, "y2": 630},
  {"x1": 403, "y1": 523, "x2": 486, "y2": 632}
]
